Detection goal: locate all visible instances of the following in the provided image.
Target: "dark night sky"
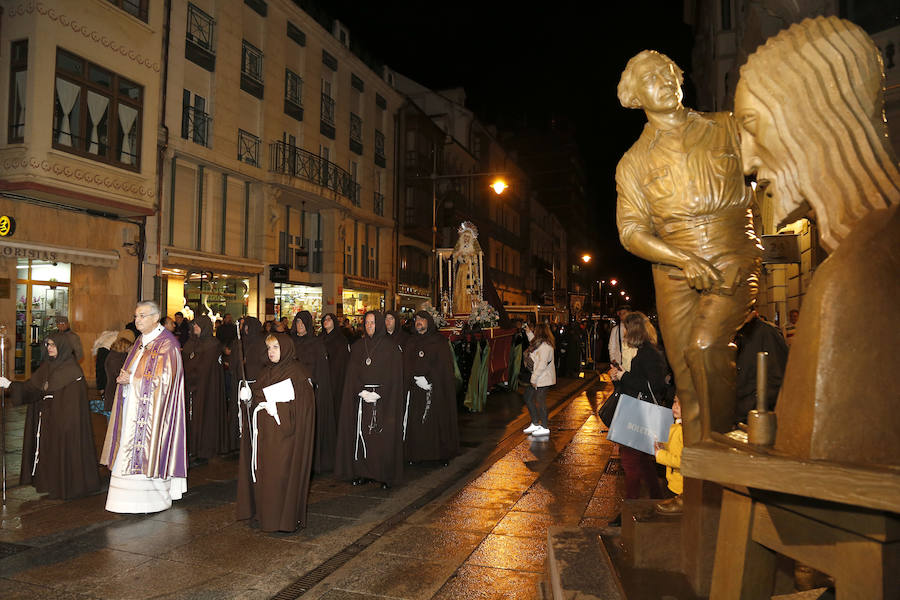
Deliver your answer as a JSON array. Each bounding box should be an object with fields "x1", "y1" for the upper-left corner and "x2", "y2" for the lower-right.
[{"x1": 326, "y1": 0, "x2": 695, "y2": 311}]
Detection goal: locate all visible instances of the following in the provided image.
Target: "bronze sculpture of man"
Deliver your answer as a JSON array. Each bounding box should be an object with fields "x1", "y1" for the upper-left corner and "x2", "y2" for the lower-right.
[
  {"x1": 734, "y1": 16, "x2": 900, "y2": 465},
  {"x1": 615, "y1": 50, "x2": 761, "y2": 446}
]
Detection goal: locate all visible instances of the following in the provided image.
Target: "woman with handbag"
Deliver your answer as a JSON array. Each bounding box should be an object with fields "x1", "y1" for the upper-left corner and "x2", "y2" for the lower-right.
[
  {"x1": 522, "y1": 322, "x2": 557, "y2": 437},
  {"x1": 607, "y1": 312, "x2": 668, "y2": 523}
]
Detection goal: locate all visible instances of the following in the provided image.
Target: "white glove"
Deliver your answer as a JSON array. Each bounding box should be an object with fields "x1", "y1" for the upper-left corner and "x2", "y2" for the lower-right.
[
  {"x1": 414, "y1": 376, "x2": 432, "y2": 391},
  {"x1": 238, "y1": 383, "x2": 252, "y2": 401},
  {"x1": 0, "y1": 376, "x2": 10, "y2": 389},
  {"x1": 263, "y1": 401, "x2": 281, "y2": 425},
  {"x1": 359, "y1": 390, "x2": 381, "y2": 403}
]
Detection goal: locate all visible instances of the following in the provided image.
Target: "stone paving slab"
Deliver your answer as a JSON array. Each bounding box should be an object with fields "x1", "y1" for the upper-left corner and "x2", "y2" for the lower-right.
[
  {"x1": 0, "y1": 374, "x2": 606, "y2": 600},
  {"x1": 305, "y1": 376, "x2": 618, "y2": 600}
]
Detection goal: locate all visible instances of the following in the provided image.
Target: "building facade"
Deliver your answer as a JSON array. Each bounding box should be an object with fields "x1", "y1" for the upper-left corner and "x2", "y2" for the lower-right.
[
  {"x1": 394, "y1": 76, "x2": 539, "y2": 315},
  {"x1": 1, "y1": 0, "x2": 162, "y2": 380},
  {"x1": 156, "y1": 0, "x2": 401, "y2": 326}
]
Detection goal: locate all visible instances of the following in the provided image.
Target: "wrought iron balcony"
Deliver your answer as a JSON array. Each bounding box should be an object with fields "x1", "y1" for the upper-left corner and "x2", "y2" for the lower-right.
[
  {"x1": 238, "y1": 130, "x2": 260, "y2": 167},
  {"x1": 350, "y1": 112, "x2": 363, "y2": 155},
  {"x1": 269, "y1": 141, "x2": 359, "y2": 202},
  {"x1": 375, "y1": 129, "x2": 386, "y2": 167},
  {"x1": 320, "y1": 93, "x2": 335, "y2": 125},
  {"x1": 241, "y1": 40, "x2": 264, "y2": 98},
  {"x1": 187, "y1": 4, "x2": 215, "y2": 53},
  {"x1": 182, "y1": 105, "x2": 211, "y2": 147}
]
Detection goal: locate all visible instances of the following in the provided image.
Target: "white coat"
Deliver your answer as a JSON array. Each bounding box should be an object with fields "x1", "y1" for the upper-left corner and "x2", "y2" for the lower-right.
[{"x1": 528, "y1": 342, "x2": 557, "y2": 388}]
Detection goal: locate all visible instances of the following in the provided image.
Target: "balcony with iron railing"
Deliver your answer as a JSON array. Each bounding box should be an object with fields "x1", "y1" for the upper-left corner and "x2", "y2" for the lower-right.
[
  {"x1": 375, "y1": 129, "x2": 386, "y2": 167},
  {"x1": 240, "y1": 41, "x2": 264, "y2": 98},
  {"x1": 284, "y1": 70, "x2": 303, "y2": 121},
  {"x1": 269, "y1": 140, "x2": 359, "y2": 202},
  {"x1": 350, "y1": 112, "x2": 363, "y2": 155},
  {"x1": 238, "y1": 129, "x2": 260, "y2": 167},
  {"x1": 320, "y1": 93, "x2": 335, "y2": 138},
  {"x1": 186, "y1": 3, "x2": 215, "y2": 71},
  {"x1": 182, "y1": 105, "x2": 211, "y2": 147}
]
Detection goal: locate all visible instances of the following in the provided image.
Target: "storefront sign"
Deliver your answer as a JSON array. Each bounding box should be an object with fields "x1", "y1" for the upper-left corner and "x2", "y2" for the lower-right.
[
  {"x1": 0, "y1": 239, "x2": 119, "y2": 267},
  {"x1": 0, "y1": 216, "x2": 15, "y2": 238},
  {"x1": 0, "y1": 244, "x2": 58, "y2": 261}
]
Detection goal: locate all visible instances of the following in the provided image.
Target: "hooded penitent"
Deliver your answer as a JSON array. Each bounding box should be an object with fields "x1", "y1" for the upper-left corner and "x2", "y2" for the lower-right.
[
  {"x1": 403, "y1": 311, "x2": 460, "y2": 462},
  {"x1": 236, "y1": 332, "x2": 316, "y2": 532},
  {"x1": 385, "y1": 310, "x2": 409, "y2": 349},
  {"x1": 12, "y1": 332, "x2": 100, "y2": 500},
  {"x1": 290, "y1": 310, "x2": 336, "y2": 473},
  {"x1": 334, "y1": 311, "x2": 405, "y2": 486},
  {"x1": 320, "y1": 312, "x2": 350, "y2": 416},
  {"x1": 182, "y1": 314, "x2": 226, "y2": 459}
]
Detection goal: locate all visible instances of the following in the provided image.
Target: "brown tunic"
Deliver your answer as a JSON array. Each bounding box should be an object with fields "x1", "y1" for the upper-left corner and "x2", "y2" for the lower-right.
[
  {"x1": 291, "y1": 311, "x2": 336, "y2": 473},
  {"x1": 335, "y1": 311, "x2": 404, "y2": 486},
  {"x1": 14, "y1": 332, "x2": 100, "y2": 500},
  {"x1": 236, "y1": 333, "x2": 315, "y2": 532},
  {"x1": 182, "y1": 315, "x2": 225, "y2": 459},
  {"x1": 403, "y1": 311, "x2": 459, "y2": 463}
]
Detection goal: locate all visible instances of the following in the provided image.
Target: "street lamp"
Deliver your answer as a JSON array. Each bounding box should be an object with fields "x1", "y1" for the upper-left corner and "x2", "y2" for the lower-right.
[
  {"x1": 581, "y1": 254, "x2": 592, "y2": 264},
  {"x1": 429, "y1": 170, "x2": 509, "y2": 304},
  {"x1": 598, "y1": 278, "x2": 619, "y2": 316}
]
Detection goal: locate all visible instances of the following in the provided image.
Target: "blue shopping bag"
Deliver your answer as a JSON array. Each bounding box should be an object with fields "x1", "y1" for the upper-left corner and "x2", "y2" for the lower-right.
[{"x1": 607, "y1": 386, "x2": 673, "y2": 455}]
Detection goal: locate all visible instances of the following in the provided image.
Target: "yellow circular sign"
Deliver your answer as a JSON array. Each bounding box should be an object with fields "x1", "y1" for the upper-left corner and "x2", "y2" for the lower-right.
[{"x1": 0, "y1": 216, "x2": 14, "y2": 237}]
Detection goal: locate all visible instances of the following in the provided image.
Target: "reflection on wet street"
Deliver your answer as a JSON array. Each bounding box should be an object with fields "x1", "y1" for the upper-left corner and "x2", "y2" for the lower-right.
[{"x1": 0, "y1": 374, "x2": 620, "y2": 599}]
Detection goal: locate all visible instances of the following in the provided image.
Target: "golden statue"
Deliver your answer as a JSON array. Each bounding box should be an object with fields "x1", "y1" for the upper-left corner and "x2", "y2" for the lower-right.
[
  {"x1": 615, "y1": 51, "x2": 761, "y2": 446},
  {"x1": 735, "y1": 16, "x2": 900, "y2": 465},
  {"x1": 451, "y1": 222, "x2": 482, "y2": 315}
]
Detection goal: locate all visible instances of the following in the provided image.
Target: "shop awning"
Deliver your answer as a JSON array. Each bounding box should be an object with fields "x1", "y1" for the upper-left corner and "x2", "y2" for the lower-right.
[
  {"x1": 0, "y1": 239, "x2": 119, "y2": 268},
  {"x1": 164, "y1": 247, "x2": 265, "y2": 275},
  {"x1": 344, "y1": 276, "x2": 387, "y2": 292}
]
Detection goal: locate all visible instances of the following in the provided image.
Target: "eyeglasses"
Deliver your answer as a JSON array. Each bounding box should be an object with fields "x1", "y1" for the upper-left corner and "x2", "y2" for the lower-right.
[{"x1": 134, "y1": 313, "x2": 157, "y2": 320}]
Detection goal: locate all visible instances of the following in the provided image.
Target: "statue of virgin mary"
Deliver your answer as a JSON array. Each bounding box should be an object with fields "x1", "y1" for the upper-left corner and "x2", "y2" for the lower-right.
[{"x1": 451, "y1": 222, "x2": 482, "y2": 314}]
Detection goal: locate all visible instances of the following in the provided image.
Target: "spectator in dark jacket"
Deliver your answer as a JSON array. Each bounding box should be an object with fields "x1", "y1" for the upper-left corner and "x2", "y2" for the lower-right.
[
  {"x1": 734, "y1": 310, "x2": 788, "y2": 424},
  {"x1": 608, "y1": 311, "x2": 667, "y2": 518}
]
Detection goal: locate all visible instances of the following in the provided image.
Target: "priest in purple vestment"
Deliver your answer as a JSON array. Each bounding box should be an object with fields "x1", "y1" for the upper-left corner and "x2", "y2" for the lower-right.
[{"x1": 101, "y1": 300, "x2": 188, "y2": 513}]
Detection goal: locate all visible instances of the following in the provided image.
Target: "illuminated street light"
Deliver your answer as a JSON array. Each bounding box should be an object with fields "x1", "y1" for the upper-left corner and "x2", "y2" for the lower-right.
[
  {"x1": 581, "y1": 254, "x2": 592, "y2": 263},
  {"x1": 610, "y1": 279, "x2": 618, "y2": 286},
  {"x1": 490, "y1": 179, "x2": 509, "y2": 195},
  {"x1": 625, "y1": 296, "x2": 630, "y2": 301},
  {"x1": 620, "y1": 290, "x2": 626, "y2": 296}
]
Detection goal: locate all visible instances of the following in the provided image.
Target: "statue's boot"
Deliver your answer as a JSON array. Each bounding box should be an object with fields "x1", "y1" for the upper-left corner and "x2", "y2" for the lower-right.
[{"x1": 684, "y1": 341, "x2": 736, "y2": 440}]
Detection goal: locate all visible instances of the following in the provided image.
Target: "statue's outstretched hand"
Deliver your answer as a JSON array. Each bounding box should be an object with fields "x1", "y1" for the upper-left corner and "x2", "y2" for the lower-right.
[{"x1": 680, "y1": 255, "x2": 723, "y2": 291}]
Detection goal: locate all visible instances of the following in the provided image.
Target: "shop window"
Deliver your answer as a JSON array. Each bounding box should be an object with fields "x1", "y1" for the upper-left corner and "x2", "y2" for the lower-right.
[
  {"x1": 8, "y1": 40, "x2": 27, "y2": 143},
  {"x1": 180, "y1": 271, "x2": 250, "y2": 320},
  {"x1": 53, "y1": 48, "x2": 143, "y2": 170},
  {"x1": 275, "y1": 283, "x2": 322, "y2": 323},
  {"x1": 14, "y1": 260, "x2": 72, "y2": 379}
]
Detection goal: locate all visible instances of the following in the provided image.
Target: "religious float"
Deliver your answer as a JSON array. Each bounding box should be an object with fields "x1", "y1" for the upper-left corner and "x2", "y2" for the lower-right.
[{"x1": 420, "y1": 222, "x2": 518, "y2": 412}]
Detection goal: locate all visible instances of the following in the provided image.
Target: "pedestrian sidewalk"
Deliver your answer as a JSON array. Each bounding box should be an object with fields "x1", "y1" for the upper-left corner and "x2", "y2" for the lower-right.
[
  {"x1": 0, "y1": 374, "x2": 604, "y2": 599},
  {"x1": 300, "y1": 375, "x2": 621, "y2": 600}
]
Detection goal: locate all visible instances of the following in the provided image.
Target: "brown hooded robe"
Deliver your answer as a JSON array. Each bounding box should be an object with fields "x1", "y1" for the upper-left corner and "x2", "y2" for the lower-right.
[
  {"x1": 12, "y1": 332, "x2": 100, "y2": 500},
  {"x1": 334, "y1": 311, "x2": 404, "y2": 486},
  {"x1": 403, "y1": 311, "x2": 460, "y2": 462},
  {"x1": 236, "y1": 333, "x2": 315, "y2": 532},
  {"x1": 182, "y1": 315, "x2": 225, "y2": 459},
  {"x1": 291, "y1": 311, "x2": 336, "y2": 473}
]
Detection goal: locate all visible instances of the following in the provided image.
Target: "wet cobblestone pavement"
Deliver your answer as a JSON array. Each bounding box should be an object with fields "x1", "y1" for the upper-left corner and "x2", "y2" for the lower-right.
[{"x1": 0, "y1": 373, "x2": 620, "y2": 599}]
